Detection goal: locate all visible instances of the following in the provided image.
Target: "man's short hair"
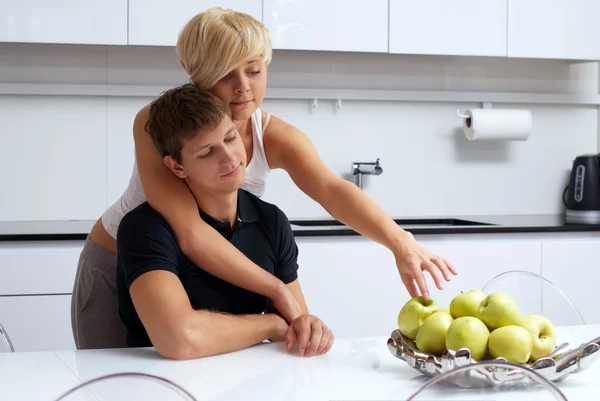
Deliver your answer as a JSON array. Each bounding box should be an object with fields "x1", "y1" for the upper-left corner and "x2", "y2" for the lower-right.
[{"x1": 145, "y1": 83, "x2": 231, "y2": 163}]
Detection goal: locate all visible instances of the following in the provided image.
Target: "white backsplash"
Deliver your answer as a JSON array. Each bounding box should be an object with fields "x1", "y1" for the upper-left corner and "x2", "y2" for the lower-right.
[{"x1": 0, "y1": 43, "x2": 598, "y2": 221}]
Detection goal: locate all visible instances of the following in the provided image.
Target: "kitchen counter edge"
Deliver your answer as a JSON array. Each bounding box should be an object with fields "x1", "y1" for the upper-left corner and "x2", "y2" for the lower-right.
[{"x1": 1, "y1": 214, "x2": 600, "y2": 241}]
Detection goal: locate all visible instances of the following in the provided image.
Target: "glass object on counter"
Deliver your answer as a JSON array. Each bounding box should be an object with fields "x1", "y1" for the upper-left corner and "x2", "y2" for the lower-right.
[
  {"x1": 53, "y1": 372, "x2": 198, "y2": 401},
  {"x1": 350, "y1": 338, "x2": 381, "y2": 369},
  {"x1": 406, "y1": 360, "x2": 568, "y2": 401},
  {"x1": 481, "y1": 270, "x2": 585, "y2": 327},
  {"x1": 0, "y1": 320, "x2": 14, "y2": 353}
]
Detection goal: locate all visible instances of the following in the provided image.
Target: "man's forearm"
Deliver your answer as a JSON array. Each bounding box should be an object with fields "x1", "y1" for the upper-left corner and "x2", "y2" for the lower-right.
[{"x1": 162, "y1": 310, "x2": 284, "y2": 360}]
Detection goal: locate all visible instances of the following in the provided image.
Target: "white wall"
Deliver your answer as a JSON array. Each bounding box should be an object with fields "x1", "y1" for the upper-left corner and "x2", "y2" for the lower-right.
[{"x1": 0, "y1": 43, "x2": 598, "y2": 221}]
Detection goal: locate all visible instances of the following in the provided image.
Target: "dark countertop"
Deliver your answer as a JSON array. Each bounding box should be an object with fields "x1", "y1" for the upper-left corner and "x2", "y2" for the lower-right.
[
  {"x1": 0, "y1": 220, "x2": 96, "y2": 241},
  {"x1": 1, "y1": 214, "x2": 600, "y2": 241},
  {"x1": 289, "y1": 214, "x2": 600, "y2": 236}
]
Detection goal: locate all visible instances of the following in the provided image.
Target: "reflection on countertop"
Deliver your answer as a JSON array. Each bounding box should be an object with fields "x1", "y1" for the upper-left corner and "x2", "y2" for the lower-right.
[{"x1": 1, "y1": 214, "x2": 600, "y2": 241}]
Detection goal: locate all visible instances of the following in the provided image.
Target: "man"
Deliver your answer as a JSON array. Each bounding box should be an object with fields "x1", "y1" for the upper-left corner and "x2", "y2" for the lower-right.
[{"x1": 115, "y1": 84, "x2": 334, "y2": 360}]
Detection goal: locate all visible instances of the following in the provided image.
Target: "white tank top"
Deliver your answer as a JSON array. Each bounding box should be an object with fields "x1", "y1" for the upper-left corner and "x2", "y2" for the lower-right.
[{"x1": 101, "y1": 108, "x2": 272, "y2": 239}]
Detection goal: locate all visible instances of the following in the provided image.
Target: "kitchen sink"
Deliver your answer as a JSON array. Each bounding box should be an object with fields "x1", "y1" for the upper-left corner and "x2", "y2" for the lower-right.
[{"x1": 289, "y1": 218, "x2": 494, "y2": 228}]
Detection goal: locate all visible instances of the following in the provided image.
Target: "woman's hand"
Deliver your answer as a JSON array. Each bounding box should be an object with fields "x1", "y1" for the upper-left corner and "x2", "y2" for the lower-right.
[
  {"x1": 393, "y1": 231, "x2": 458, "y2": 300},
  {"x1": 270, "y1": 283, "x2": 303, "y2": 324}
]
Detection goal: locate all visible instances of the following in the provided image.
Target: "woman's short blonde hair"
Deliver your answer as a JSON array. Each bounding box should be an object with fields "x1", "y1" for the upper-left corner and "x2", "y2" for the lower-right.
[{"x1": 176, "y1": 7, "x2": 272, "y2": 90}]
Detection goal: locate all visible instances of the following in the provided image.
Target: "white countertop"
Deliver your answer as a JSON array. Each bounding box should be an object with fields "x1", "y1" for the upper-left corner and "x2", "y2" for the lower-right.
[
  {"x1": 0, "y1": 351, "x2": 83, "y2": 401},
  {"x1": 2, "y1": 325, "x2": 599, "y2": 401}
]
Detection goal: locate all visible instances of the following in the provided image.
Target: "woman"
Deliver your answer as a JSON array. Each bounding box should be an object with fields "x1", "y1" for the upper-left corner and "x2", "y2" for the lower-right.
[{"x1": 71, "y1": 7, "x2": 457, "y2": 349}]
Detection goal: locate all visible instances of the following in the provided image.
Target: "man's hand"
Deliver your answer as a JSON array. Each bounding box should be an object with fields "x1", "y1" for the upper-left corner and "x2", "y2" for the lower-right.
[
  {"x1": 266, "y1": 313, "x2": 289, "y2": 343},
  {"x1": 285, "y1": 315, "x2": 334, "y2": 357}
]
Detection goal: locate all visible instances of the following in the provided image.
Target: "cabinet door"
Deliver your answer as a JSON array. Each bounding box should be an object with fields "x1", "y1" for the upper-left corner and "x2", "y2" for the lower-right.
[
  {"x1": 0, "y1": 241, "x2": 83, "y2": 296},
  {"x1": 541, "y1": 238, "x2": 600, "y2": 325},
  {"x1": 128, "y1": 0, "x2": 262, "y2": 46},
  {"x1": 389, "y1": 0, "x2": 507, "y2": 57},
  {"x1": 295, "y1": 236, "x2": 542, "y2": 339},
  {"x1": 263, "y1": 0, "x2": 388, "y2": 53},
  {"x1": 508, "y1": 0, "x2": 600, "y2": 60},
  {"x1": 0, "y1": 295, "x2": 75, "y2": 352},
  {"x1": 295, "y1": 237, "x2": 400, "y2": 339},
  {"x1": 420, "y1": 237, "x2": 543, "y2": 315},
  {"x1": 0, "y1": 0, "x2": 127, "y2": 45}
]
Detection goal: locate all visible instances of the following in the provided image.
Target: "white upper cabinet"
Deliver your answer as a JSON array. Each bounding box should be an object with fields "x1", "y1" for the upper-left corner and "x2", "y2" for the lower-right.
[
  {"x1": 263, "y1": 0, "x2": 388, "y2": 53},
  {"x1": 128, "y1": 1, "x2": 262, "y2": 46},
  {"x1": 389, "y1": 0, "x2": 507, "y2": 57},
  {"x1": 508, "y1": 0, "x2": 600, "y2": 60},
  {"x1": 0, "y1": 0, "x2": 127, "y2": 45}
]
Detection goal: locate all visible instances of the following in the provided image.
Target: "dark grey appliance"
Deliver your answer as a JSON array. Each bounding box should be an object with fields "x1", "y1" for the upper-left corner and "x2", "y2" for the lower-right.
[{"x1": 563, "y1": 154, "x2": 600, "y2": 224}]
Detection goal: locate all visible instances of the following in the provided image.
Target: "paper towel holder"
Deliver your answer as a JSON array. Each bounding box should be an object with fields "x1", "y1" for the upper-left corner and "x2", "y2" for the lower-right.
[{"x1": 456, "y1": 102, "x2": 493, "y2": 119}]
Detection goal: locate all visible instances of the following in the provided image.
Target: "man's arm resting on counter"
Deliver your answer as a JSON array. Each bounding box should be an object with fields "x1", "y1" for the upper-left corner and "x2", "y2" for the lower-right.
[{"x1": 130, "y1": 270, "x2": 287, "y2": 360}]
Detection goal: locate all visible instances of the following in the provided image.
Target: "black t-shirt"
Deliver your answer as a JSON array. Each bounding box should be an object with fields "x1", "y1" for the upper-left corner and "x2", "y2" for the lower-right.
[{"x1": 115, "y1": 189, "x2": 300, "y2": 347}]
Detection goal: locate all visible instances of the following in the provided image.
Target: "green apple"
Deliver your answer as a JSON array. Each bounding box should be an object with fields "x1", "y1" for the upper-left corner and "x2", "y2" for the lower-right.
[
  {"x1": 488, "y1": 325, "x2": 533, "y2": 364},
  {"x1": 482, "y1": 350, "x2": 495, "y2": 361},
  {"x1": 449, "y1": 289, "x2": 487, "y2": 319},
  {"x1": 477, "y1": 291, "x2": 522, "y2": 330},
  {"x1": 521, "y1": 314, "x2": 557, "y2": 360},
  {"x1": 445, "y1": 316, "x2": 490, "y2": 361},
  {"x1": 440, "y1": 307, "x2": 451, "y2": 315},
  {"x1": 397, "y1": 296, "x2": 440, "y2": 339},
  {"x1": 415, "y1": 311, "x2": 454, "y2": 355}
]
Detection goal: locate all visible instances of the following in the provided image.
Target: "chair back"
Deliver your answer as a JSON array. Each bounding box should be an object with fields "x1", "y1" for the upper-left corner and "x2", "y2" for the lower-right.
[
  {"x1": 406, "y1": 360, "x2": 568, "y2": 401},
  {"x1": 0, "y1": 320, "x2": 14, "y2": 353},
  {"x1": 53, "y1": 372, "x2": 199, "y2": 401}
]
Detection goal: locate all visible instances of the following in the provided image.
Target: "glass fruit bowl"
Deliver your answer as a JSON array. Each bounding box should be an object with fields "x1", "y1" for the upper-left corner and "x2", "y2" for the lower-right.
[
  {"x1": 387, "y1": 270, "x2": 599, "y2": 388},
  {"x1": 387, "y1": 328, "x2": 600, "y2": 388}
]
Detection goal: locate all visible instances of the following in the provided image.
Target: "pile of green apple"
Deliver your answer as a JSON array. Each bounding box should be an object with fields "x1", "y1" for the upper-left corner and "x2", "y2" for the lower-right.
[{"x1": 397, "y1": 290, "x2": 557, "y2": 365}]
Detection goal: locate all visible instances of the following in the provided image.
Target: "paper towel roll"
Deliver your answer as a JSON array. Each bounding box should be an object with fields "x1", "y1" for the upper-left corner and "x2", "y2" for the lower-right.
[{"x1": 462, "y1": 109, "x2": 532, "y2": 141}]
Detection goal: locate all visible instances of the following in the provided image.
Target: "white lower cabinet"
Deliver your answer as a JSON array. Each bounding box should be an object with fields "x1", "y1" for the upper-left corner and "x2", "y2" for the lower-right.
[
  {"x1": 1, "y1": 233, "x2": 599, "y2": 351},
  {"x1": 0, "y1": 241, "x2": 83, "y2": 296},
  {"x1": 295, "y1": 235, "x2": 544, "y2": 339},
  {"x1": 0, "y1": 295, "x2": 75, "y2": 352},
  {"x1": 540, "y1": 238, "x2": 600, "y2": 325},
  {"x1": 295, "y1": 236, "x2": 400, "y2": 339},
  {"x1": 0, "y1": 241, "x2": 82, "y2": 352},
  {"x1": 419, "y1": 236, "x2": 544, "y2": 313}
]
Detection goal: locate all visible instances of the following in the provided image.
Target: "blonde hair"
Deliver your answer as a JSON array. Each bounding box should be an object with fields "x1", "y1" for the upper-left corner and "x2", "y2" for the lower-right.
[{"x1": 176, "y1": 7, "x2": 272, "y2": 89}]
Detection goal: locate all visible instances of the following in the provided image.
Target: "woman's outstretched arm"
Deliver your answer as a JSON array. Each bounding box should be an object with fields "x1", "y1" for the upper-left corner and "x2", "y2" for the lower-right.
[
  {"x1": 263, "y1": 114, "x2": 458, "y2": 300},
  {"x1": 132, "y1": 105, "x2": 301, "y2": 323}
]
